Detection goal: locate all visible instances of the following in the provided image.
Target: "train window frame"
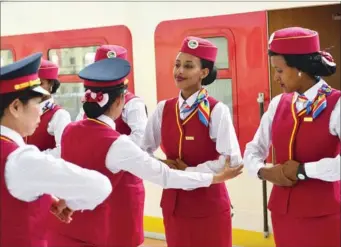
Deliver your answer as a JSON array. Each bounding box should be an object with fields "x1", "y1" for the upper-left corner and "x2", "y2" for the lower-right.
[
  {"x1": 0, "y1": 49, "x2": 15, "y2": 66},
  {"x1": 47, "y1": 44, "x2": 101, "y2": 121},
  {"x1": 195, "y1": 33, "x2": 237, "y2": 131},
  {"x1": 47, "y1": 45, "x2": 99, "y2": 76},
  {"x1": 204, "y1": 36, "x2": 229, "y2": 69},
  {"x1": 44, "y1": 26, "x2": 135, "y2": 121}
]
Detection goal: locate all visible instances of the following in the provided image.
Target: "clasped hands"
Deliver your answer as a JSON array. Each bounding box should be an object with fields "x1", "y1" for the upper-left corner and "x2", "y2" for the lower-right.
[
  {"x1": 259, "y1": 160, "x2": 301, "y2": 187},
  {"x1": 160, "y1": 156, "x2": 244, "y2": 182},
  {"x1": 50, "y1": 196, "x2": 74, "y2": 224}
]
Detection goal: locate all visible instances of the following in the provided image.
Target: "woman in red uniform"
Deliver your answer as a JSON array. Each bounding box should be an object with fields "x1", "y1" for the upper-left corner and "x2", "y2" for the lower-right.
[
  {"x1": 25, "y1": 58, "x2": 72, "y2": 246},
  {"x1": 142, "y1": 36, "x2": 243, "y2": 247},
  {"x1": 76, "y1": 45, "x2": 148, "y2": 247},
  {"x1": 75, "y1": 45, "x2": 148, "y2": 247},
  {"x1": 94, "y1": 45, "x2": 148, "y2": 247},
  {"x1": 26, "y1": 59, "x2": 71, "y2": 156},
  {"x1": 49, "y1": 54, "x2": 243, "y2": 247},
  {"x1": 244, "y1": 27, "x2": 340, "y2": 247},
  {"x1": 0, "y1": 53, "x2": 112, "y2": 247}
]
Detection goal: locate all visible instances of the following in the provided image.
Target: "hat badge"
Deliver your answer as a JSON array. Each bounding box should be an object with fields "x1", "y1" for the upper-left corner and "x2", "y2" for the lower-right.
[
  {"x1": 107, "y1": 51, "x2": 117, "y2": 58},
  {"x1": 187, "y1": 39, "x2": 199, "y2": 49}
]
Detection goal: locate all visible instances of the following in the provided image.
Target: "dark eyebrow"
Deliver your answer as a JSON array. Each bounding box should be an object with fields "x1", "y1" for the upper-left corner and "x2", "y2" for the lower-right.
[
  {"x1": 175, "y1": 59, "x2": 194, "y2": 64},
  {"x1": 176, "y1": 59, "x2": 193, "y2": 62}
]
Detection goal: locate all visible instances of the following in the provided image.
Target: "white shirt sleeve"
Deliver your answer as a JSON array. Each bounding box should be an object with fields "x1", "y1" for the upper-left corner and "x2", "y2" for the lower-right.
[
  {"x1": 243, "y1": 94, "x2": 282, "y2": 177},
  {"x1": 105, "y1": 135, "x2": 213, "y2": 189},
  {"x1": 121, "y1": 98, "x2": 148, "y2": 147},
  {"x1": 42, "y1": 145, "x2": 61, "y2": 158},
  {"x1": 141, "y1": 100, "x2": 166, "y2": 154},
  {"x1": 305, "y1": 155, "x2": 340, "y2": 182},
  {"x1": 304, "y1": 97, "x2": 341, "y2": 182},
  {"x1": 185, "y1": 102, "x2": 242, "y2": 174},
  {"x1": 5, "y1": 145, "x2": 112, "y2": 211},
  {"x1": 44, "y1": 109, "x2": 71, "y2": 158}
]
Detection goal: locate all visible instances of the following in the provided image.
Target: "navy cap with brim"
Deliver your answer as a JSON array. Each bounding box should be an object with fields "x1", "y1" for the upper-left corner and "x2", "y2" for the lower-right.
[
  {"x1": 79, "y1": 57, "x2": 131, "y2": 88},
  {"x1": 0, "y1": 52, "x2": 50, "y2": 95}
]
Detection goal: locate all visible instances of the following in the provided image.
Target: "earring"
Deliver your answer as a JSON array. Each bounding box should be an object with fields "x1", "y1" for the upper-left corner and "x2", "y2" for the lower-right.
[{"x1": 298, "y1": 71, "x2": 302, "y2": 77}]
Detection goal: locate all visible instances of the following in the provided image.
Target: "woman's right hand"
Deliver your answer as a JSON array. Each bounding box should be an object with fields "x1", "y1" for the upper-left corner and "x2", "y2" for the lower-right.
[{"x1": 212, "y1": 156, "x2": 243, "y2": 184}]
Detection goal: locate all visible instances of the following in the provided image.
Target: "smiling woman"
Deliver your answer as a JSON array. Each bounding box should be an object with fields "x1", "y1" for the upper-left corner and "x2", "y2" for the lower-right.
[{"x1": 141, "y1": 36, "x2": 243, "y2": 247}]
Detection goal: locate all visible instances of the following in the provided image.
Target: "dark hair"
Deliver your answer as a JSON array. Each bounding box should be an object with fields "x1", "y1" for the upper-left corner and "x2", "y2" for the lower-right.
[
  {"x1": 200, "y1": 59, "x2": 217, "y2": 86},
  {"x1": 50, "y1": 79, "x2": 61, "y2": 94},
  {"x1": 0, "y1": 89, "x2": 43, "y2": 119},
  {"x1": 83, "y1": 84, "x2": 127, "y2": 119},
  {"x1": 268, "y1": 50, "x2": 336, "y2": 77}
]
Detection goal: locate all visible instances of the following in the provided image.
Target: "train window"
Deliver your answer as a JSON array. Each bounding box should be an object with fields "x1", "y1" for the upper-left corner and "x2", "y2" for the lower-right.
[
  {"x1": 48, "y1": 46, "x2": 98, "y2": 75},
  {"x1": 205, "y1": 37, "x2": 229, "y2": 69},
  {"x1": 204, "y1": 78, "x2": 233, "y2": 116},
  {"x1": 0, "y1": 50, "x2": 14, "y2": 66},
  {"x1": 84, "y1": 52, "x2": 96, "y2": 66},
  {"x1": 54, "y1": 82, "x2": 84, "y2": 121}
]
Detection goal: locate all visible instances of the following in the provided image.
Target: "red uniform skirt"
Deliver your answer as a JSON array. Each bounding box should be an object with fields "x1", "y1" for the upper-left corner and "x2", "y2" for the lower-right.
[
  {"x1": 271, "y1": 212, "x2": 340, "y2": 247},
  {"x1": 47, "y1": 233, "x2": 87, "y2": 247},
  {"x1": 107, "y1": 181, "x2": 145, "y2": 247},
  {"x1": 163, "y1": 209, "x2": 232, "y2": 247},
  {"x1": 47, "y1": 205, "x2": 110, "y2": 247}
]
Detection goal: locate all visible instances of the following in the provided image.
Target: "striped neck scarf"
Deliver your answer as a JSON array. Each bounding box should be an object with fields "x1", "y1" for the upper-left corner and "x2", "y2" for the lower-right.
[
  {"x1": 297, "y1": 84, "x2": 332, "y2": 119},
  {"x1": 181, "y1": 88, "x2": 210, "y2": 126}
]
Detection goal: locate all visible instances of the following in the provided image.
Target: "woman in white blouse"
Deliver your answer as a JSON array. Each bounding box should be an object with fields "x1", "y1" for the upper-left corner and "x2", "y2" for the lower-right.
[
  {"x1": 244, "y1": 27, "x2": 340, "y2": 247},
  {"x1": 0, "y1": 53, "x2": 112, "y2": 247},
  {"x1": 141, "y1": 36, "x2": 243, "y2": 247}
]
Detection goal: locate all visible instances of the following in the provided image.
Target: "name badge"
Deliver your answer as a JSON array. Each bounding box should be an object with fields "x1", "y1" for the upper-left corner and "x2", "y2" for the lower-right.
[
  {"x1": 185, "y1": 136, "x2": 195, "y2": 141},
  {"x1": 304, "y1": 117, "x2": 313, "y2": 122}
]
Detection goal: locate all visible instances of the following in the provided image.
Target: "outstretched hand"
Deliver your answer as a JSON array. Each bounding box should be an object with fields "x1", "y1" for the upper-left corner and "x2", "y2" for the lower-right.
[{"x1": 212, "y1": 156, "x2": 243, "y2": 184}]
